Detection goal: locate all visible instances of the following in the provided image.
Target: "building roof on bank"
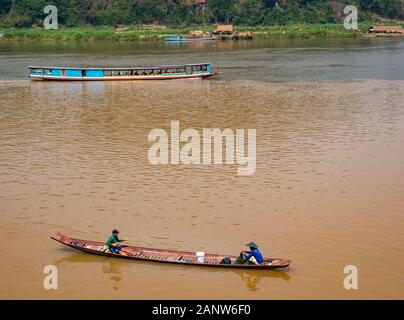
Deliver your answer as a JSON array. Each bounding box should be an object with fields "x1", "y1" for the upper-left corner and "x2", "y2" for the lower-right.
[{"x1": 368, "y1": 25, "x2": 404, "y2": 32}]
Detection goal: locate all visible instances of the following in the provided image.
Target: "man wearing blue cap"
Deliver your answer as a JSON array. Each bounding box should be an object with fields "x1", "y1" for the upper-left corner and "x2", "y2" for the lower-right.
[{"x1": 106, "y1": 229, "x2": 125, "y2": 254}]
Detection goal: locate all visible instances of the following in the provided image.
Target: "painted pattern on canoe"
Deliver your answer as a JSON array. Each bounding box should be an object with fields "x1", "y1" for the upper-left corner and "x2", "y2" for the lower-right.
[{"x1": 51, "y1": 232, "x2": 292, "y2": 270}]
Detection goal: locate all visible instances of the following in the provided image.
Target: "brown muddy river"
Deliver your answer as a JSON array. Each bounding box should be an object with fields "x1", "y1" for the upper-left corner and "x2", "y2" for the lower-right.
[{"x1": 0, "y1": 38, "x2": 403, "y2": 299}]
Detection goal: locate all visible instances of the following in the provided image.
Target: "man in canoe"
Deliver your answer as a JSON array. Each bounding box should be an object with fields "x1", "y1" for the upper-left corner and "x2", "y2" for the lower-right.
[
  {"x1": 240, "y1": 242, "x2": 264, "y2": 265},
  {"x1": 106, "y1": 229, "x2": 126, "y2": 254}
]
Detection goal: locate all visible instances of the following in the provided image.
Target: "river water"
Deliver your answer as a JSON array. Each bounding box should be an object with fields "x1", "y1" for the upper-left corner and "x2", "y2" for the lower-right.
[{"x1": 0, "y1": 38, "x2": 403, "y2": 299}]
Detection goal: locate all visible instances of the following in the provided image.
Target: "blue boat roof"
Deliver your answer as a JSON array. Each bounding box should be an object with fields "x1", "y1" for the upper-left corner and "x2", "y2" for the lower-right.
[{"x1": 28, "y1": 63, "x2": 210, "y2": 71}]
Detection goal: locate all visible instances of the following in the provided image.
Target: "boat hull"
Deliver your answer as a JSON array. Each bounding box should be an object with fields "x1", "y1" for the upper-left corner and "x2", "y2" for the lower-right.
[
  {"x1": 51, "y1": 232, "x2": 291, "y2": 270},
  {"x1": 165, "y1": 37, "x2": 214, "y2": 42},
  {"x1": 28, "y1": 63, "x2": 218, "y2": 81},
  {"x1": 30, "y1": 72, "x2": 217, "y2": 81}
]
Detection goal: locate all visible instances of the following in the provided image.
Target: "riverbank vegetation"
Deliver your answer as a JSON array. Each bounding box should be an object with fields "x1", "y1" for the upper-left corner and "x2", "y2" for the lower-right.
[
  {"x1": 0, "y1": 0, "x2": 403, "y2": 41},
  {"x1": 2, "y1": 23, "x2": 404, "y2": 42}
]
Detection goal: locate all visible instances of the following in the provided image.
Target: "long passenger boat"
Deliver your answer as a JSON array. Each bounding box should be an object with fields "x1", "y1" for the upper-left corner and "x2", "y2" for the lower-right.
[
  {"x1": 51, "y1": 232, "x2": 292, "y2": 270},
  {"x1": 29, "y1": 63, "x2": 217, "y2": 81}
]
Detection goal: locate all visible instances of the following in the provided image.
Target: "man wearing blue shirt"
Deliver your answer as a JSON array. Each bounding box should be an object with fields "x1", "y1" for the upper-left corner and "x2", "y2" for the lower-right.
[{"x1": 242, "y1": 242, "x2": 264, "y2": 265}]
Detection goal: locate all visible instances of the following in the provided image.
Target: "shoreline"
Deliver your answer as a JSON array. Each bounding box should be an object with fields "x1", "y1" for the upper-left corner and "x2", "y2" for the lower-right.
[{"x1": 1, "y1": 24, "x2": 398, "y2": 42}]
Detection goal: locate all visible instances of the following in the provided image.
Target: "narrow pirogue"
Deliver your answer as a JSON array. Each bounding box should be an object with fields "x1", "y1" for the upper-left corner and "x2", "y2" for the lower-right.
[
  {"x1": 51, "y1": 233, "x2": 291, "y2": 270},
  {"x1": 28, "y1": 63, "x2": 217, "y2": 81}
]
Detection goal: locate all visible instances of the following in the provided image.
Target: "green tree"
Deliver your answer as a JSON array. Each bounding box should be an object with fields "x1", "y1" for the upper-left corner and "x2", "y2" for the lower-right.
[
  {"x1": 208, "y1": 0, "x2": 238, "y2": 24},
  {"x1": 284, "y1": 0, "x2": 302, "y2": 24},
  {"x1": 0, "y1": 0, "x2": 403, "y2": 28},
  {"x1": 238, "y1": 0, "x2": 263, "y2": 25},
  {"x1": 0, "y1": 0, "x2": 12, "y2": 15}
]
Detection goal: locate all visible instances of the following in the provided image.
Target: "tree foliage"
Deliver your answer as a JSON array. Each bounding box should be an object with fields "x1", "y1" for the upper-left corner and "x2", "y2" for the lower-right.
[{"x1": 0, "y1": 0, "x2": 402, "y2": 27}]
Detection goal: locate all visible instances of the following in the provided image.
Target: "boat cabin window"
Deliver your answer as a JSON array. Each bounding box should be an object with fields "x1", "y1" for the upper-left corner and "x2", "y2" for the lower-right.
[
  {"x1": 31, "y1": 68, "x2": 43, "y2": 74},
  {"x1": 193, "y1": 65, "x2": 203, "y2": 72},
  {"x1": 81, "y1": 70, "x2": 87, "y2": 77},
  {"x1": 44, "y1": 69, "x2": 52, "y2": 75},
  {"x1": 104, "y1": 70, "x2": 112, "y2": 76}
]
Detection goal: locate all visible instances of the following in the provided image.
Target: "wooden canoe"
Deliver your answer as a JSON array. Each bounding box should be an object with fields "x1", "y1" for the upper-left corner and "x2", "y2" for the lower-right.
[{"x1": 51, "y1": 232, "x2": 291, "y2": 270}]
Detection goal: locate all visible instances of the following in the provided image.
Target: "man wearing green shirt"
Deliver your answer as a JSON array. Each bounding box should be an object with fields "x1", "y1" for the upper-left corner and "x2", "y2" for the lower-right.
[{"x1": 106, "y1": 229, "x2": 124, "y2": 254}]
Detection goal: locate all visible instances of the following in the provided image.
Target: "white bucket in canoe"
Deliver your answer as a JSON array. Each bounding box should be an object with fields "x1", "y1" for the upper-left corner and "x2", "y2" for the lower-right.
[{"x1": 196, "y1": 251, "x2": 205, "y2": 263}]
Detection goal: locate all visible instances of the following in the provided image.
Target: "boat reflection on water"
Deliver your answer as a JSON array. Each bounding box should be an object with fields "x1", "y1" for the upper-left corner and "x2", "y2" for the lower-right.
[
  {"x1": 28, "y1": 74, "x2": 216, "y2": 100},
  {"x1": 30, "y1": 80, "x2": 105, "y2": 97},
  {"x1": 102, "y1": 260, "x2": 123, "y2": 290},
  {"x1": 236, "y1": 270, "x2": 291, "y2": 292},
  {"x1": 53, "y1": 252, "x2": 291, "y2": 293},
  {"x1": 164, "y1": 39, "x2": 254, "y2": 51},
  {"x1": 53, "y1": 253, "x2": 124, "y2": 290}
]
